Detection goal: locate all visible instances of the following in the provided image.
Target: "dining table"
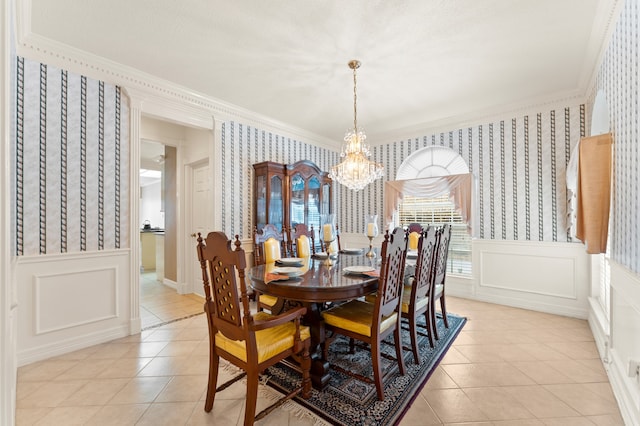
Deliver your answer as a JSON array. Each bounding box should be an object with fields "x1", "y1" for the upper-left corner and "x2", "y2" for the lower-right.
[{"x1": 248, "y1": 248, "x2": 382, "y2": 390}]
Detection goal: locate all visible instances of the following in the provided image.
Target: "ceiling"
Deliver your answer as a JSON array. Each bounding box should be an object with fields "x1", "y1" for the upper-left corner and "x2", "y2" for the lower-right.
[{"x1": 27, "y1": 0, "x2": 614, "y2": 142}]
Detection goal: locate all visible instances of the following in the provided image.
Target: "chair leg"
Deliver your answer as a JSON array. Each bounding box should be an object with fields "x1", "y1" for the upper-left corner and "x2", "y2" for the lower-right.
[
  {"x1": 440, "y1": 294, "x2": 449, "y2": 328},
  {"x1": 424, "y1": 311, "x2": 434, "y2": 348},
  {"x1": 394, "y1": 325, "x2": 406, "y2": 376},
  {"x1": 349, "y1": 337, "x2": 355, "y2": 354},
  {"x1": 244, "y1": 370, "x2": 259, "y2": 426},
  {"x1": 204, "y1": 352, "x2": 219, "y2": 412},
  {"x1": 431, "y1": 301, "x2": 440, "y2": 341},
  {"x1": 371, "y1": 340, "x2": 384, "y2": 401},
  {"x1": 408, "y1": 315, "x2": 420, "y2": 365}
]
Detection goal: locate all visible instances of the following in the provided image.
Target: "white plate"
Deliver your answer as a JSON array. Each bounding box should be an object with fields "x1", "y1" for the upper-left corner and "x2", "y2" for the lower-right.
[
  {"x1": 313, "y1": 252, "x2": 328, "y2": 259},
  {"x1": 343, "y1": 265, "x2": 375, "y2": 274},
  {"x1": 407, "y1": 250, "x2": 418, "y2": 258},
  {"x1": 341, "y1": 248, "x2": 363, "y2": 254},
  {"x1": 272, "y1": 267, "x2": 304, "y2": 277},
  {"x1": 278, "y1": 257, "x2": 304, "y2": 265}
]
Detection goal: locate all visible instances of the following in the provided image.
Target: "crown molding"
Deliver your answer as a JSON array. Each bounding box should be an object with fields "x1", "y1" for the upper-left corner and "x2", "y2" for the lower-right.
[
  {"x1": 14, "y1": 2, "x2": 338, "y2": 150},
  {"x1": 583, "y1": 0, "x2": 625, "y2": 99},
  {"x1": 13, "y1": 0, "x2": 618, "y2": 151},
  {"x1": 373, "y1": 90, "x2": 587, "y2": 145}
]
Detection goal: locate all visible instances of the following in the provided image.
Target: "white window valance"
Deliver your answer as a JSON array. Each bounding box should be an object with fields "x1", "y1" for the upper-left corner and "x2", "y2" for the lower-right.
[{"x1": 384, "y1": 173, "x2": 473, "y2": 233}]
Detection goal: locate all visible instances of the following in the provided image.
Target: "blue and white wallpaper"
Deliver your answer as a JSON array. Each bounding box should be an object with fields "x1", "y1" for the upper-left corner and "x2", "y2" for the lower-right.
[
  {"x1": 12, "y1": 57, "x2": 130, "y2": 256},
  {"x1": 219, "y1": 103, "x2": 586, "y2": 246},
  {"x1": 595, "y1": 0, "x2": 640, "y2": 274},
  {"x1": 341, "y1": 105, "x2": 585, "y2": 243},
  {"x1": 219, "y1": 122, "x2": 339, "y2": 239}
]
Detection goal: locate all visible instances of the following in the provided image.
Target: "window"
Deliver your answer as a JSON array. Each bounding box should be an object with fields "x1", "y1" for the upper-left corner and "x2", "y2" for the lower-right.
[
  {"x1": 399, "y1": 194, "x2": 472, "y2": 277},
  {"x1": 395, "y1": 145, "x2": 472, "y2": 278}
]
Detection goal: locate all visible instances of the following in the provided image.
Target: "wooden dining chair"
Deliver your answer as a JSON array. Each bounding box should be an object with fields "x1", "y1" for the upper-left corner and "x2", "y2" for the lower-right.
[
  {"x1": 432, "y1": 224, "x2": 452, "y2": 339},
  {"x1": 321, "y1": 227, "x2": 407, "y2": 400},
  {"x1": 253, "y1": 224, "x2": 287, "y2": 265},
  {"x1": 288, "y1": 223, "x2": 316, "y2": 257},
  {"x1": 253, "y1": 224, "x2": 287, "y2": 312},
  {"x1": 402, "y1": 226, "x2": 439, "y2": 363},
  {"x1": 406, "y1": 222, "x2": 423, "y2": 251},
  {"x1": 197, "y1": 232, "x2": 311, "y2": 426}
]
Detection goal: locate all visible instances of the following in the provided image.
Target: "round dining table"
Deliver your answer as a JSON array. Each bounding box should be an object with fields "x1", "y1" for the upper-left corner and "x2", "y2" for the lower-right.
[{"x1": 248, "y1": 249, "x2": 380, "y2": 389}]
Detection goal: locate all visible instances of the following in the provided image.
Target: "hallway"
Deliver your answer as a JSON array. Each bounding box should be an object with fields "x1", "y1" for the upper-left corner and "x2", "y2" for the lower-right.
[{"x1": 140, "y1": 273, "x2": 204, "y2": 330}]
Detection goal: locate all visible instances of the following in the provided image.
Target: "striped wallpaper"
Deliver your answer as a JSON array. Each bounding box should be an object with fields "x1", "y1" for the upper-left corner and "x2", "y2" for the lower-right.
[
  {"x1": 12, "y1": 56, "x2": 130, "y2": 256},
  {"x1": 340, "y1": 105, "x2": 585, "y2": 243},
  {"x1": 219, "y1": 121, "x2": 339, "y2": 239},
  {"x1": 220, "y1": 103, "x2": 585, "y2": 246},
  {"x1": 595, "y1": 0, "x2": 640, "y2": 274}
]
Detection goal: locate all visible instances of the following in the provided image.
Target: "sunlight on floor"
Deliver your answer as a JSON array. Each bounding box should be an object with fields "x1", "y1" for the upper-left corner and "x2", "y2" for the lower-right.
[{"x1": 140, "y1": 272, "x2": 204, "y2": 330}]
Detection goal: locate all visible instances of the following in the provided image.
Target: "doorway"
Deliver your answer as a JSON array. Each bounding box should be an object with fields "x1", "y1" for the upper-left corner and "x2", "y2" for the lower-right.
[{"x1": 139, "y1": 139, "x2": 202, "y2": 328}]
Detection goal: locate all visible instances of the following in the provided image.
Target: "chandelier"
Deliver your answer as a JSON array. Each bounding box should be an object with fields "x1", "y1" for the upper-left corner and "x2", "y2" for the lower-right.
[{"x1": 329, "y1": 60, "x2": 384, "y2": 191}]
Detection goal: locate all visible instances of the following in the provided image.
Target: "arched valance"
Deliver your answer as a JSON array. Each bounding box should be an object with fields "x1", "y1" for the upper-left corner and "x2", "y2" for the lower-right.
[{"x1": 384, "y1": 173, "x2": 473, "y2": 233}]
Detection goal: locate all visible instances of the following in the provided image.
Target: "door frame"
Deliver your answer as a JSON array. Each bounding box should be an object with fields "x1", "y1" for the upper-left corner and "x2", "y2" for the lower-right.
[{"x1": 184, "y1": 157, "x2": 210, "y2": 296}]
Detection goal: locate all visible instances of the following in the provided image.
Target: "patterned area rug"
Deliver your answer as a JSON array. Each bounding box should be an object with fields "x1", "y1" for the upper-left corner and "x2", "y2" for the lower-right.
[{"x1": 265, "y1": 313, "x2": 466, "y2": 426}]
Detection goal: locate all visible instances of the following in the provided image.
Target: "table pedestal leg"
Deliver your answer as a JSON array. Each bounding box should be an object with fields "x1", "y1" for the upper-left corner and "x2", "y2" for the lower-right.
[{"x1": 304, "y1": 302, "x2": 332, "y2": 390}]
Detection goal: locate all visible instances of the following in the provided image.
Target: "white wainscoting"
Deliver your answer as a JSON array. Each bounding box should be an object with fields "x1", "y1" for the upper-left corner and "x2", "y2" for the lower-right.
[
  {"x1": 605, "y1": 260, "x2": 640, "y2": 426},
  {"x1": 16, "y1": 250, "x2": 131, "y2": 366},
  {"x1": 470, "y1": 240, "x2": 590, "y2": 318},
  {"x1": 342, "y1": 234, "x2": 590, "y2": 318}
]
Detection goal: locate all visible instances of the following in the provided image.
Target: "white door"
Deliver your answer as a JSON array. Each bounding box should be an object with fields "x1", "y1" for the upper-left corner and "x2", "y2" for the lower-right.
[{"x1": 189, "y1": 161, "x2": 210, "y2": 297}]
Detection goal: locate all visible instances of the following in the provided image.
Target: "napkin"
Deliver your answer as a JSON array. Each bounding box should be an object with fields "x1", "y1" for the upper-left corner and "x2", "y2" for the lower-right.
[
  {"x1": 362, "y1": 270, "x2": 380, "y2": 278},
  {"x1": 265, "y1": 273, "x2": 290, "y2": 282}
]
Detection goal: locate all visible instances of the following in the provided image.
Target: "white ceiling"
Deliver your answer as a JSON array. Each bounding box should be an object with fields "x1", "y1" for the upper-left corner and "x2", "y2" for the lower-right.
[{"x1": 27, "y1": 0, "x2": 614, "y2": 142}]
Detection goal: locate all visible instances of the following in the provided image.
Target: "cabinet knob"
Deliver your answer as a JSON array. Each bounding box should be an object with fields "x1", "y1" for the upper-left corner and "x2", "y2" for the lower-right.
[{"x1": 190, "y1": 233, "x2": 197, "y2": 238}]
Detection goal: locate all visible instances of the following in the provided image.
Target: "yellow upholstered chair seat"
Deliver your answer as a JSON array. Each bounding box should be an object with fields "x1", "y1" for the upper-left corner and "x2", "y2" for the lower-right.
[
  {"x1": 322, "y1": 300, "x2": 397, "y2": 337},
  {"x1": 258, "y1": 294, "x2": 278, "y2": 308},
  {"x1": 435, "y1": 284, "x2": 443, "y2": 296},
  {"x1": 401, "y1": 289, "x2": 428, "y2": 314},
  {"x1": 365, "y1": 288, "x2": 428, "y2": 315},
  {"x1": 215, "y1": 312, "x2": 311, "y2": 363}
]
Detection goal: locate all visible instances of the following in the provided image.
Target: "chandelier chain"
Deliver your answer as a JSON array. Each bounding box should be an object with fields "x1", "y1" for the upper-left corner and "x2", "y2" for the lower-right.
[{"x1": 353, "y1": 64, "x2": 358, "y2": 134}]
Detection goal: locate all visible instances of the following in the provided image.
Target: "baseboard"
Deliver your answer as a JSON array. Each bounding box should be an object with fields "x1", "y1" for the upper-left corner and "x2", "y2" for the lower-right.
[
  {"x1": 469, "y1": 292, "x2": 588, "y2": 319},
  {"x1": 608, "y1": 349, "x2": 640, "y2": 426},
  {"x1": 129, "y1": 317, "x2": 141, "y2": 335},
  {"x1": 587, "y1": 297, "x2": 610, "y2": 361},
  {"x1": 17, "y1": 324, "x2": 130, "y2": 367},
  {"x1": 163, "y1": 278, "x2": 178, "y2": 290}
]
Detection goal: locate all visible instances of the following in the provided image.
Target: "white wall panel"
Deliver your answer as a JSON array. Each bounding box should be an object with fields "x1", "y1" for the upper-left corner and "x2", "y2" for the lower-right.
[
  {"x1": 607, "y1": 260, "x2": 640, "y2": 426},
  {"x1": 16, "y1": 250, "x2": 130, "y2": 366},
  {"x1": 471, "y1": 240, "x2": 590, "y2": 318},
  {"x1": 34, "y1": 266, "x2": 118, "y2": 334},
  {"x1": 480, "y1": 251, "x2": 576, "y2": 299}
]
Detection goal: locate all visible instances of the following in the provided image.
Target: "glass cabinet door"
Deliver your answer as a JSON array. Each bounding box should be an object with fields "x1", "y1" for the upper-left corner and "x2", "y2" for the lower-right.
[
  {"x1": 322, "y1": 183, "x2": 330, "y2": 216},
  {"x1": 256, "y1": 175, "x2": 267, "y2": 229},
  {"x1": 308, "y1": 176, "x2": 321, "y2": 232},
  {"x1": 268, "y1": 175, "x2": 283, "y2": 231},
  {"x1": 290, "y1": 173, "x2": 305, "y2": 226}
]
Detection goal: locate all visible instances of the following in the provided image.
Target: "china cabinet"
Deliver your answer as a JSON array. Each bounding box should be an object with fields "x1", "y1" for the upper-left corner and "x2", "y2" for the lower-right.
[{"x1": 253, "y1": 160, "x2": 332, "y2": 234}]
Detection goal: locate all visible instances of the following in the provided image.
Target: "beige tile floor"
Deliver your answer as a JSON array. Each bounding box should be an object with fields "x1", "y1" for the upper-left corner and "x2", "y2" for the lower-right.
[
  {"x1": 16, "y1": 293, "x2": 626, "y2": 425},
  {"x1": 139, "y1": 273, "x2": 205, "y2": 330}
]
